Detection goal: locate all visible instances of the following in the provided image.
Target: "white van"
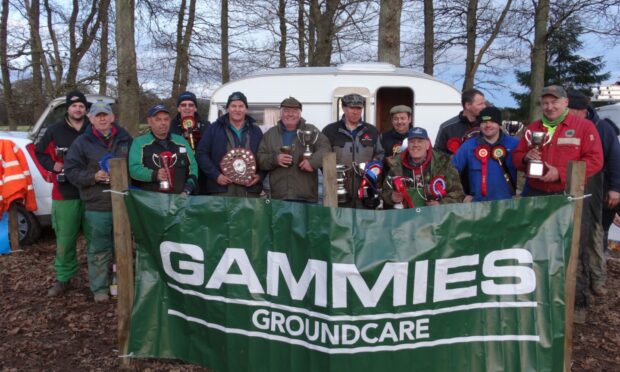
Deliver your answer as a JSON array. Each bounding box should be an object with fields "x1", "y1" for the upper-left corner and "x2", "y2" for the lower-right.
[{"x1": 207, "y1": 63, "x2": 462, "y2": 142}]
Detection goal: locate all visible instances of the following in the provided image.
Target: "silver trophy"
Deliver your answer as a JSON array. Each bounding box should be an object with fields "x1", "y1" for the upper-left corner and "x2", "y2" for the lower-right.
[
  {"x1": 336, "y1": 164, "x2": 351, "y2": 204},
  {"x1": 524, "y1": 130, "x2": 552, "y2": 177},
  {"x1": 297, "y1": 128, "x2": 320, "y2": 160}
]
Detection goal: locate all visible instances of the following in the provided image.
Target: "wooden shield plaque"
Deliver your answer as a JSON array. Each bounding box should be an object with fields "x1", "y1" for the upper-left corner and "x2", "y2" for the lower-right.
[{"x1": 219, "y1": 148, "x2": 257, "y2": 186}]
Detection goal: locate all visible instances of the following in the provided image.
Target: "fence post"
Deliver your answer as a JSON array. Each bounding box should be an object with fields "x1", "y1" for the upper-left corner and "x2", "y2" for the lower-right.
[
  {"x1": 8, "y1": 203, "x2": 19, "y2": 251},
  {"x1": 563, "y1": 160, "x2": 586, "y2": 372},
  {"x1": 322, "y1": 152, "x2": 337, "y2": 207},
  {"x1": 109, "y1": 158, "x2": 134, "y2": 367}
]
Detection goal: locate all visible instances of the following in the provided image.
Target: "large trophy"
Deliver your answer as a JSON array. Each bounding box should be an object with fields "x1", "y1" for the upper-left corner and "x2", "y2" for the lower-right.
[
  {"x1": 524, "y1": 130, "x2": 552, "y2": 177},
  {"x1": 54, "y1": 146, "x2": 68, "y2": 182},
  {"x1": 386, "y1": 176, "x2": 414, "y2": 209},
  {"x1": 220, "y1": 148, "x2": 257, "y2": 186},
  {"x1": 354, "y1": 161, "x2": 383, "y2": 209},
  {"x1": 297, "y1": 128, "x2": 319, "y2": 160},
  {"x1": 152, "y1": 151, "x2": 176, "y2": 192}
]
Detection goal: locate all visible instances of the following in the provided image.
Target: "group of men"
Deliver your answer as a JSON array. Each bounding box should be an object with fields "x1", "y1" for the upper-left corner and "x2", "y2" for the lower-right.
[{"x1": 38, "y1": 86, "x2": 620, "y2": 315}]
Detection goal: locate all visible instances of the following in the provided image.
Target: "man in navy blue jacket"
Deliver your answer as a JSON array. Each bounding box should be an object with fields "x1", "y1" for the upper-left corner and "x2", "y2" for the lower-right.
[
  {"x1": 196, "y1": 91, "x2": 263, "y2": 197},
  {"x1": 567, "y1": 89, "x2": 620, "y2": 313}
]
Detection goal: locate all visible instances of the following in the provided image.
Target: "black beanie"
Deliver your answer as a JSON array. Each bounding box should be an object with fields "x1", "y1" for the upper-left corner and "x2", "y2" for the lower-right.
[
  {"x1": 226, "y1": 91, "x2": 248, "y2": 108},
  {"x1": 177, "y1": 91, "x2": 198, "y2": 107},
  {"x1": 567, "y1": 89, "x2": 589, "y2": 110},
  {"x1": 66, "y1": 90, "x2": 87, "y2": 108}
]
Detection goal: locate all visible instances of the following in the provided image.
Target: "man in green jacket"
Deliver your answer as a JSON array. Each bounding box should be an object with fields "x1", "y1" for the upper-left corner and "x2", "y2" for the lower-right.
[
  {"x1": 129, "y1": 104, "x2": 198, "y2": 195},
  {"x1": 382, "y1": 127, "x2": 464, "y2": 208},
  {"x1": 257, "y1": 97, "x2": 330, "y2": 202}
]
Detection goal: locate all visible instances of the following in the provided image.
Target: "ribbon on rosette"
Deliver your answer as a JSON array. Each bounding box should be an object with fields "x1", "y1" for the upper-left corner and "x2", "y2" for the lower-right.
[{"x1": 474, "y1": 145, "x2": 490, "y2": 197}]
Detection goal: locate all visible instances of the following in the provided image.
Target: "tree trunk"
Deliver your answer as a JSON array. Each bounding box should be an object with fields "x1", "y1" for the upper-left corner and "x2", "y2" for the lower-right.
[
  {"x1": 98, "y1": 0, "x2": 109, "y2": 95},
  {"x1": 43, "y1": 0, "x2": 62, "y2": 95},
  {"x1": 297, "y1": 0, "x2": 305, "y2": 66},
  {"x1": 308, "y1": 0, "x2": 317, "y2": 65},
  {"x1": 377, "y1": 0, "x2": 402, "y2": 66},
  {"x1": 528, "y1": 0, "x2": 550, "y2": 122},
  {"x1": 65, "y1": 0, "x2": 104, "y2": 90},
  {"x1": 25, "y1": 0, "x2": 45, "y2": 115},
  {"x1": 423, "y1": 0, "x2": 434, "y2": 75},
  {"x1": 171, "y1": 0, "x2": 196, "y2": 98},
  {"x1": 115, "y1": 0, "x2": 140, "y2": 136},
  {"x1": 278, "y1": 0, "x2": 287, "y2": 68},
  {"x1": 462, "y1": 0, "x2": 478, "y2": 90},
  {"x1": 308, "y1": 0, "x2": 338, "y2": 66},
  {"x1": 221, "y1": 0, "x2": 230, "y2": 83},
  {"x1": 0, "y1": 0, "x2": 16, "y2": 129}
]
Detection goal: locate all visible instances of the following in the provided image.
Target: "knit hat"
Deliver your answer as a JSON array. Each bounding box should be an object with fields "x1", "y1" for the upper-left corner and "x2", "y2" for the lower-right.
[
  {"x1": 478, "y1": 106, "x2": 502, "y2": 124},
  {"x1": 177, "y1": 91, "x2": 197, "y2": 107},
  {"x1": 567, "y1": 89, "x2": 590, "y2": 110},
  {"x1": 280, "y1": 97, "x2": 302, "y2": 109},
  {"x1": 226, "y1": 91, "x2": 248, "y2": 108},
  {"x1": 66, "y1": 90, "x2": 88, "y2": 108}
]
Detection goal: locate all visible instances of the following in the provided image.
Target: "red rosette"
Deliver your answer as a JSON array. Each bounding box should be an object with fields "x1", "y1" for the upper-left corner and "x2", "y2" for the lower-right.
[
  {"x1": 446, "y1": 137, "x2": 462, "y2": 154},
  {"x1": 429, "y1": 176, "x2": 447, "y2": 200},
  {"x1": 474, "y1": 145, "x2": 490, "y2": 197}
]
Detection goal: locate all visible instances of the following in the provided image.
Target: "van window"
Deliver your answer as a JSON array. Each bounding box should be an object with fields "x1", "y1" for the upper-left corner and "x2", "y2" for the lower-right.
[
  {"x1": 375, "y1": 87, "x2": 414, "y2": 133},
  {"x1": 216, "y1": 104, "x2": 281, "y2": 132}
]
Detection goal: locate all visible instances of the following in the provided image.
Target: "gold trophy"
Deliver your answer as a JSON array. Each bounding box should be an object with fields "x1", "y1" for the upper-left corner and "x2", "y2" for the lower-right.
[{"x1": 524, "y1": 130, "x2": 552, "y2": 177}]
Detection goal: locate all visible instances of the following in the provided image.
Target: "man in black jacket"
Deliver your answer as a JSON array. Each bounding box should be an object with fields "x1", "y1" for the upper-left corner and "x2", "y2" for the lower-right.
[{"x1": 35, "y1": 90, "x2": 90, "y2": 297}]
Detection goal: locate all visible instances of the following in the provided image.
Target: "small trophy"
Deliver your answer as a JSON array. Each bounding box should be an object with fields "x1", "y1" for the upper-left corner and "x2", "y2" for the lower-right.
[
  {"x1": 54, "y1": 147, "x2": 68, "y2": 182},
  {"x1": 181, "y1": 116, "x2": 197, "y2": 150},
  {"x1": 524, "y1": 130, "x2": 552, "y2": 177},
  {"x1": 297, "y1": 128, "x2": 319, "y2": 160},
  {"x1": 336, "y1": 164, "x2": 351, "y2": 204},
  {"x1": 280, "y1": 145, "x2": 293, "y2": 167}
]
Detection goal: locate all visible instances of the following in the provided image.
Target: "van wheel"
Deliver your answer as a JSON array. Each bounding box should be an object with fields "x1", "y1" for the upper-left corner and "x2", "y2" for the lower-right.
[{"x1": 14, "y1": 204, "x2": 41, "y2": 246}]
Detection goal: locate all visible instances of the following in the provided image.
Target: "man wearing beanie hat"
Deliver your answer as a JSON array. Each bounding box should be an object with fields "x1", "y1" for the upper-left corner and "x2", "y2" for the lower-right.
[
  {"x1": 382, "y1": 126, "x2": 464, "y2": 208},
  {"x1": 196, "y1": 91, "x2": 264, "y2": 197},
  {"x1": 322, "y1": 93, "x2": 385, "y2": 208},
  {"x1": 170, "y1": 91, "x2": 210, "y2": 193},
  {"x1": 35, "y1": 90, "x2": 91, "y2": 297},
  {"x1": 257, "y1": 97, "x2": 330, "y2": 202},
  {"x1": 380, "y1": 105, "x2": 414, "y2": 169},
  {"x1": 451, "y1": 106, "x2": 519, "y2": 201},
  {"x1": 513, "y1": 85, "x2": 603, "y2": 195},
  {"x1": 567, "y1": 89, "x2": 620, "y2": 313}
]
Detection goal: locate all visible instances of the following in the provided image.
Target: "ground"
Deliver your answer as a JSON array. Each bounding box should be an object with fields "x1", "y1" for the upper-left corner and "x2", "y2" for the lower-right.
[{"x1": 0, "y1": 229, "x2": 619, "y2": 371}]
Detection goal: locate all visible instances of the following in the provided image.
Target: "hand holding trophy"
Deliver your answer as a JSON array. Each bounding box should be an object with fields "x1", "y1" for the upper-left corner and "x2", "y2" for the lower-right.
[{"x1": 524, "y1": 129, "x2": 552, "y2": 177}]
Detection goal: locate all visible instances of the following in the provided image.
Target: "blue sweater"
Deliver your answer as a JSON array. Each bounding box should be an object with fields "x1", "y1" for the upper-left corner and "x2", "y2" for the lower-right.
[
  {"x1": 451, "y1": 133, "x2": 519, "y2": 201},
  {"x1": 196, "y1": 113, "x2": 263, "y2": 194}
]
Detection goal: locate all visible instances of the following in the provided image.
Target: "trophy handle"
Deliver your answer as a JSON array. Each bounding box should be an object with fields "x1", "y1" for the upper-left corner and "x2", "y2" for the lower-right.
[
  {"x1": 311, "y1": 129, "x2": 319, "y2": 144},
  {"x1": 543, "y1": 132, "x2": 553, "y2": 146},
  {"x1": 524, "y1": 129, "x2": 532, "y2": 146}
]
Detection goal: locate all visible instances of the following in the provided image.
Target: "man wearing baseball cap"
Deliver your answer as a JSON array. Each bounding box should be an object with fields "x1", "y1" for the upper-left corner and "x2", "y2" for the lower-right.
[
  {"x1": 451, "y1": 106, "x2": 519, "y2": 201},
  {"x1": 36, "y1": 90, "x2": 91, "y2": 297},
  {"x1": 513, "y1": 85, "x2": 603, "y2": 195},
  {"x1": 129, "y1": 104, "x2": 198, "y2": 194},
  {"x1": 382, "y1": 127, "x2": 464, "y2": 208},
  {"x1": 63, "y1": 101, "x2": 132, "y2": 303},
  {"x1": 322, "y1": 93, "x2": 385, "y2": 208},
  {"x1": 257, "y1": 97, "x2": 330, "y2": 202},
  {"x1": 196, "y1": 91, "x2": 264, "y2": 197}
]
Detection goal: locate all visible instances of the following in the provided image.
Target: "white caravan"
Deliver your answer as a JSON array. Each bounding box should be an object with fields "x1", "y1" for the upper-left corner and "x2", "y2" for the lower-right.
[{"x1": 208, "y1": 63, "x2": 462, "y2": 142}]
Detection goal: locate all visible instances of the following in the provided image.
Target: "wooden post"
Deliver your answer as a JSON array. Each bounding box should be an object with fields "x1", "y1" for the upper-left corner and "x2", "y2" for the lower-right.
[
  {"x1": 563, "y1": 160, "x2": 586, "y2": 372},
  {"x1": 8, "y1": 203, "x2": 19, "y2": 251},
  {"x1": 9, "y1": 202, "x2": 19, "y2": 251},
  {"x1": 322, "y1": 152, "x2": 337, "y2": 207},
  {"x1": 109, "y1": 158, "x2": 134, "y2": 367}
]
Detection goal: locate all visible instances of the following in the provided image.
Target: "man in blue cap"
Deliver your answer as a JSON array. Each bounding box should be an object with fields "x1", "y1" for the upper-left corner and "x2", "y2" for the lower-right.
[
  {"x1": 382, "y1": 127, "x2": 464, "y2": 208},
  {"x1": 129, "y1": 104, "x2": 198, "y2": 194}
]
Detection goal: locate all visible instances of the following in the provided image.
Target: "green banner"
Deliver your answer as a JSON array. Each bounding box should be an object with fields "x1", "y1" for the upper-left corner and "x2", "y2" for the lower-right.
[{"x1": 125, "y1": 190, "x2": 574, "y2": 372}]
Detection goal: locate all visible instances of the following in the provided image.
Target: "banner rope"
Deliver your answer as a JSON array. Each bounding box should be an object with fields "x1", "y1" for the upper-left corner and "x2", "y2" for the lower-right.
[
  {"x1": 118, "y1": 352, "x2": 134, "y2": 358},
  {"x1": 103, "y1": 189, "x2": 129, "y2": 196},
  {"x1": 567, "y1": 194, "x2": 591, "y2": 201}
]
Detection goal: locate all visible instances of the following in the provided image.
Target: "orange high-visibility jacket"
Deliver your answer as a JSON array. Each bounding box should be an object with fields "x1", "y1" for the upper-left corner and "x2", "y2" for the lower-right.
[{"x1": 0, "y1": 139, "x2": 37, "y2": 215}]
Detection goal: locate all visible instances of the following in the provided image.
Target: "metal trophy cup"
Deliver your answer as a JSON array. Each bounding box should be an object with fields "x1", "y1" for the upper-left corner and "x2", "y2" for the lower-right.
[
  {"x1": 336, "y1": 164, "x2": 351, "y2": 204},
  {"x1": 524, "y1": 130, "x2": 552, "y2": 177},
  {"x1": 152, "y1": 152, "x2": 177, "y2": 192},
  {"x1": 54, "y1": 147, "x2": 68, "y2": 182},
  {"x1": 297, "y1": 128, "x2": 319, "y2": 160}
]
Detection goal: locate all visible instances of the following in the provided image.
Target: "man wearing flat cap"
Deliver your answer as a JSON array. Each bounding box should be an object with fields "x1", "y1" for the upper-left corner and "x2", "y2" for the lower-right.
[
  {"x1": 196, "y1": 91, "x2": 263, "y2": 197},
  {"x1": 129, "y1": 104, "x2": 198, "y2": 195},
  {"x1": 451, "y1": 106, "x2": 519, "y2": 201},
  {"x1": 322, "y1": 93, "x2": 385, "y2": 208},
  {"x1": 36, "y1": 90, "x2": 91, "y2": 297},
  {"x1": 380, "y1": 105, "x2": 414, "y2": 170},
  {"x1": 513, "y1": 85, "x2": 603, "y2": 195},
  {"x1": 64, "y1": 101, "x2": 132, "y2": 303},
  {"x1": 382, "y1": 127, "x2": 464, "y2": 208},
  {"x1": 257, "y1": 97, "x2": 330, "y2": 202}
]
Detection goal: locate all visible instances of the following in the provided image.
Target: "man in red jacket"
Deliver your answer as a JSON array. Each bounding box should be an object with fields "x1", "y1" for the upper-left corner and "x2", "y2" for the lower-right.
[{"x1": 513, "y1": 85, "x2": 603, "y2": 196}]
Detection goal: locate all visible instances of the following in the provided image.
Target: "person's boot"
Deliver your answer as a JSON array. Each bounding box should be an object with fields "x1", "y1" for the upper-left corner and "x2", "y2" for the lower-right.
[
  {"x1": 94, "y1": 292, "x2": 109, "y2": 303},
  {"x1": 47, "y1": 280, "x2": 69, "y2": 297}
]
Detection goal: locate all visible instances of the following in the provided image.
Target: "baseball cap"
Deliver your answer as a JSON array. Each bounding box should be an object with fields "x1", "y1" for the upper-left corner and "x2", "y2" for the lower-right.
[
  {"x1": 148, "y1": 104, "x2": 170, "y2": 117},
  {"x1": 407, "y1": 127, "x2": 429, "y2": 140},
  {"x1": 89, "y1": 101, "x2": 113, "y2": 116},
  {"x1": 567, "y1": 89, "x2": 589, "y2": 110},
  {"x1": 541, "y1": 85, "x2": 567, "y2": 99}
]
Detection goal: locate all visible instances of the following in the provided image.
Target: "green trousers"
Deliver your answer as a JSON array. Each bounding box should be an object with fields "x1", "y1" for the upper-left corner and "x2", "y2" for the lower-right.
[
  {"x1": 83, "y1": 211, "x2": 114, "y2": 294},
  {"x1": 51, "y1": 199, "x2": 84, "y2": 282}
]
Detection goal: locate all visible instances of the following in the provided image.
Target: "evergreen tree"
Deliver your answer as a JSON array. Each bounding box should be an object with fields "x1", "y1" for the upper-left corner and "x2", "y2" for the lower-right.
[{"x1": 511, "y1": 16, "x2": 610, "y2": 120}]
